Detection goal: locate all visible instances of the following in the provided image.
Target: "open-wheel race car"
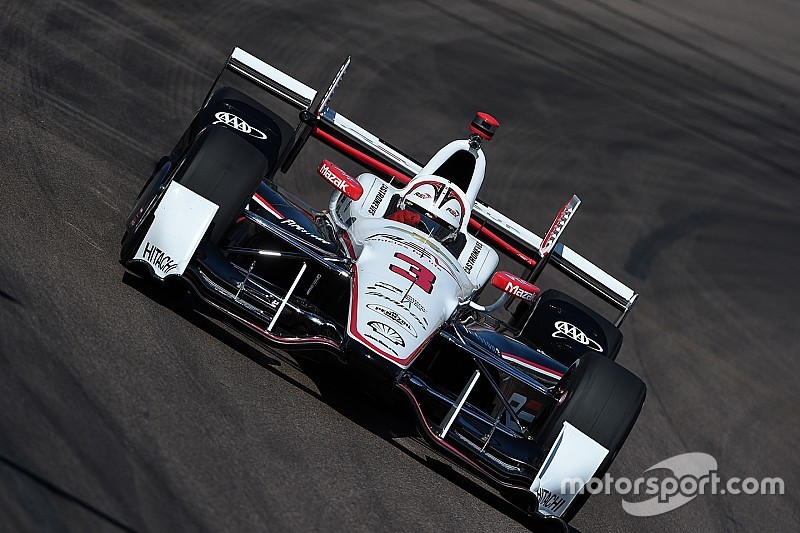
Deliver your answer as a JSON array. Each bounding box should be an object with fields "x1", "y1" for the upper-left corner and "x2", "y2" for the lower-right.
[{"x1": 120, "y1": 48, "x2": 646, "y2": 527}]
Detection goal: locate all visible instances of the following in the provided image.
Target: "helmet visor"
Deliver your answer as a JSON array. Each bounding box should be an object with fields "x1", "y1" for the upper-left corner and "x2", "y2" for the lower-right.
[{"x1": 405, "y1": 201, "x2": 457, "y2": 242}]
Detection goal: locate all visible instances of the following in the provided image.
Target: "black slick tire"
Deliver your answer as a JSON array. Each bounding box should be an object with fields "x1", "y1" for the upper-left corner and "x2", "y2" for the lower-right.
[{"x1": 533, "y1": 353, "x2": 646, "y2": 522}]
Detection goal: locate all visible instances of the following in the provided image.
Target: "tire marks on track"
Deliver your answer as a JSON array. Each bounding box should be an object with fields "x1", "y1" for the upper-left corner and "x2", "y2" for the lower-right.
[
  {"x1": 637, "y1": 0, "x2": 800, "y2": 80},
  {"x1": 578, "y1": 0, "x2": 800, "y2": 100},
  {"x1": 474, "y1": 0, "x2": 800, "y2": 168},
  {"x1": 526, "y1": 0, "x2": 800, "y2": 139},
  {"x1": 422, "y1": 0, "x2": 800, "y2": 180},
  {"x1": 52, "y1": 0, "x2": 214, "y2": 81}
]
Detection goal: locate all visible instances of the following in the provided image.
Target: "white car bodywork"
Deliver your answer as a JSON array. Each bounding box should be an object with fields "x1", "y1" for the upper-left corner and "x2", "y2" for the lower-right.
[
  {"x1": 133, "y1": 182, "x2": 218, "y2": 279},
  {"x1": 339, "y1": 168, "x2": 498, "y2": 368}
]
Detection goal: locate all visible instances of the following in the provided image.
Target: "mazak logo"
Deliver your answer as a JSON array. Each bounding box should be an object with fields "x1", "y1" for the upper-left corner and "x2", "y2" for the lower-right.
[
  {"x1": 505, "y1": 282, "x2": 536, "y2": 302},
  {"x1": 319, "y1": 163, "x2": 351, "y2": 193},
  {"x1": 213, "y1": 112, "x2": 267, "y2": 140},
  {"x1": 318, "y1": 162, "x2": 362, "y2": 200},
  {"x1": 552, "y1": 321, "x2": 603, "y2": 353}
]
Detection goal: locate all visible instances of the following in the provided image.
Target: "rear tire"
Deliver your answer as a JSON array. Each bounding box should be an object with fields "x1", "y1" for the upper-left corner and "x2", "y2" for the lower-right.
[{"x1": 533, "y1": 353, "x2": 646, "y2": 521}]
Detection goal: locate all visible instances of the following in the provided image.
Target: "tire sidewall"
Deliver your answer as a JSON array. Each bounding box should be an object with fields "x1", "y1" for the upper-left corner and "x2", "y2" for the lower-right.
[{"x1": 532, "y1": 353, "x2": 646, "y2": 522}]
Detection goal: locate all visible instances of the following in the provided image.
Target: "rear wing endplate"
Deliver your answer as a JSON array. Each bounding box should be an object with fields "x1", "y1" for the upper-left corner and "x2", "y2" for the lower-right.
[{"x1": 213, "y1": 48, "x2": 638, "y2": 326}]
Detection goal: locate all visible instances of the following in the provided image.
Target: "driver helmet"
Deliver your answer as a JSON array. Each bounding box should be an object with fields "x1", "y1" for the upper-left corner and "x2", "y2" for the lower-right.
[{"x1": 399, "y1": 176, "x2": 466, "y2": 243}]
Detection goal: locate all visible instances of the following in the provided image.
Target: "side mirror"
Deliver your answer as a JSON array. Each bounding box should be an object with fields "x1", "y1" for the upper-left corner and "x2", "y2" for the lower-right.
[
  {"x1": 491, "y1": 271, "x2": 540, "y2": 302},
  {"x1": 318, "y1": 160, "x2": 363, "y2": 201}
]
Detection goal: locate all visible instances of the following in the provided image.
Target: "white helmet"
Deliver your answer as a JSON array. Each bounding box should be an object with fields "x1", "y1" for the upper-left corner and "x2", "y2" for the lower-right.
[{"x1": 399, "y1": 176, "x2": 466, "y2": 243}]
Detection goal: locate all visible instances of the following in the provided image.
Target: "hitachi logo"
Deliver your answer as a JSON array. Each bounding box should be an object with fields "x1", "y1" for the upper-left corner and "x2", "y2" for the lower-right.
[
  {"x1": 505, "y1": 281, "x2": 535, "y2": 302},
  {"x1": 536, "y1": 487, "x2": 567, "y2": 513},
  {"x1": 142, "y1": 242, "x2": 178, "y2": 274}
]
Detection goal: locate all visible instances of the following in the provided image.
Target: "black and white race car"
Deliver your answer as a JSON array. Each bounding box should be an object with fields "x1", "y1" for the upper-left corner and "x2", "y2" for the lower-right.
[{"x1": 121, "y1": 48, "x2": 646, "y2": 526}]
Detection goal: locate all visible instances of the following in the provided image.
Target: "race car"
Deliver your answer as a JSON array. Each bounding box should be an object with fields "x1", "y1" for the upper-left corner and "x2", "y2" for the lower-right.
[{"x1": 120, "y1": 48, "x2": 646, "y2": 526}]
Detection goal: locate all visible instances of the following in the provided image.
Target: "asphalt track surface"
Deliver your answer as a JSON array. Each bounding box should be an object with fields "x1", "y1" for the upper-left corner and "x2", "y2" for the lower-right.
[{"x1": 1, "y1": 0, "x2": 798, "y2": 531}]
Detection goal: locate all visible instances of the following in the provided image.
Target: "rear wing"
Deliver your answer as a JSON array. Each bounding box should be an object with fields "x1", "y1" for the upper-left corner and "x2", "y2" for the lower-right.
[
  {"x1": 206, "y1": 47, "x2": 317, "y2": 109},
  {"x1": 215, "y1": 47, "x2": 638, "y2": 326}
]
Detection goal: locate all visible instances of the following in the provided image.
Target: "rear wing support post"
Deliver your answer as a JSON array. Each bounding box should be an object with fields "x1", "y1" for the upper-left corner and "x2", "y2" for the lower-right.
[{"x1": 281, "y1": 56, "x2": 351, "y2": 173}]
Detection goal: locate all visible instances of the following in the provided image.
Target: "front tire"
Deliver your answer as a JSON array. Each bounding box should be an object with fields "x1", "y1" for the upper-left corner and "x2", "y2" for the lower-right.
[
  {"x1": 175, "y1": 126, "x2": 268, "y2": 244},
  {"x1": 121, "y1": 126, "x2": 269, "y2": 265},
  {"x1": 533, "y1": 353, "x2": 646, "y2": 521},
  {"x1": 120, "y1": 159, "x2": 172, "y2": 263}
]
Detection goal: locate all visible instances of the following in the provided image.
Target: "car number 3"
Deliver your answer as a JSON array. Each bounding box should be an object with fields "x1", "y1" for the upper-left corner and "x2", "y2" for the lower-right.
[{"x1": 389, "y1": 252, "x2": 436, "y2": 293}]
